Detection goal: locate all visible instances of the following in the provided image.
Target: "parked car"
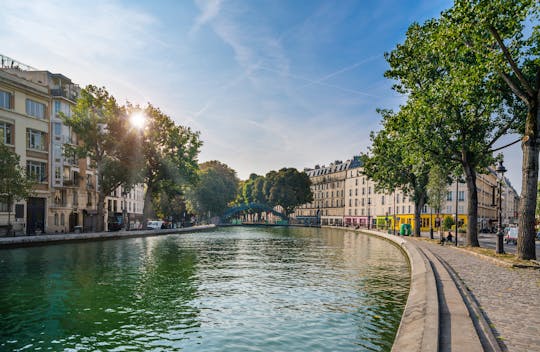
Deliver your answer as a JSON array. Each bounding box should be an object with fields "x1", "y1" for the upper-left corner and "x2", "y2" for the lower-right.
[
  {"x1": 504, "y1": 227, "x2": 518, "y2": 245},
  {"x1": 146, "y1": 220, "x2": 164, "y2": 230}
]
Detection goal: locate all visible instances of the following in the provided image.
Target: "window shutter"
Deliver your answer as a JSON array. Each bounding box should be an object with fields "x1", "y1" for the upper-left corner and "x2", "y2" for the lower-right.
[{"x1": 9, "y1": 92, "x2": 14, "y2": 109}]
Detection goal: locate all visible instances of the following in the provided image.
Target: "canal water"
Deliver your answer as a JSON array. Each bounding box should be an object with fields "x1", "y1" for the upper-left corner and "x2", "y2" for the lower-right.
[{"x1": 0, "y1": 227, "x2": 409, "y2": 351}]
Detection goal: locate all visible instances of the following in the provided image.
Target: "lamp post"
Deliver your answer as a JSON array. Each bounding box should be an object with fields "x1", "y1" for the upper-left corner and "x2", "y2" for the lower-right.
[
  {"x1": 430, "y1": 207, "x2": 434, "y2": 239},
  {"x1": 393, "y1": 192, "x2": 396, "y2": 236},
  {"x1": 495, "y1": 160, "x2": 507, "y2": 254},
  {"x1": 367, "y1": 198, "x2": 371, "y2": 230},
  {"x1": 455, "y1": 177, "x2": 459, "y2": 246}
]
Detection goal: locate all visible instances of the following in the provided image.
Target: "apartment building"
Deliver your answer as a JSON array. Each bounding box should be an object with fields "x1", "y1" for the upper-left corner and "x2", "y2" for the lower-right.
[
  {"x1": 0, "y1": 55, "x2": 144, "y2": 234},
  {"x1": 295, "y1": 157, "x2": 362, "y2": 226},
  {"x1": 295, "y1": 155, "x2": 518, "y2": 232},
  {"x1": 0, "y1": 61, "x2": 51, "y2": 234}
]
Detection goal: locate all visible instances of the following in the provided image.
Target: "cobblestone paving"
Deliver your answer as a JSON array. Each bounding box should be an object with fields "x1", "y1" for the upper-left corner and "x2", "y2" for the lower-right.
[{"x1": 415, "y1": 239, "x2": 540, "y2": 352}]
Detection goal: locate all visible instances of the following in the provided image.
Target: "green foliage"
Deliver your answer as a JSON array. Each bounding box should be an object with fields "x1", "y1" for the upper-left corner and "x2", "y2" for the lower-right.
[
  {"x1": 427, "y1": 164, "x2": 450, "y2": 214},
  {"x1": 0, "y1": 143, "x2": 34, "y2": 229},
  {"x1": 265, "y1": 168, "x2": 313, "y2": 216},
  {"x1": 186, "y1": 161, "x2": 239, "y2": 218},
  {"x1": 62, "y1": 85, "x2": 142, "y2": 231},
  {"x1": 443, "y1": 216, "x2": 455, "y2": 231},
  {"x1": 135, "y1": 104, "x2": 202, "y2": 223}
]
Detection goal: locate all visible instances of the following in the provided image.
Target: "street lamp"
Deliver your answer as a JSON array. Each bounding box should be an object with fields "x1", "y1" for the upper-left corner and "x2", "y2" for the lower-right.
[
  {"x1": 495, "y1": 160, "x2": 507, "y2": 254},
  {"x1": 367, "y1": 198, "x2": 371, "y2": 230},
  {"x1": 393, "y1": 192, "x2": 396, "y2": 236}
]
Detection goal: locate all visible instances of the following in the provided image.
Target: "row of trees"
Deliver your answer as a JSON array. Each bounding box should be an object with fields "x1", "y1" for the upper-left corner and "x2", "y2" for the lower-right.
[
  {"x1": 236, "y1": 168, "x2": 313, "y2": 217},
  {"x1": 185, "y1": 166, "x2": 313, "y2": 221},
  {"x1": 64, "y1": 85, "x2": 202, "y2": 231},
  {"x1": 363, "y1": 0, "x2": 538, "y2": 260}
]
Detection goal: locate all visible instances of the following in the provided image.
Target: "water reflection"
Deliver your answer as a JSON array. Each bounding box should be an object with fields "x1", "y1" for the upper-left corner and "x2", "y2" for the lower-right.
[{"x1": 0, "y1": 227, "x2": 409, "y2": 351}]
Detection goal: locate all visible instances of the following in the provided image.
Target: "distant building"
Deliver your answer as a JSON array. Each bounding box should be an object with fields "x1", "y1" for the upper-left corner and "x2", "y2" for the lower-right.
[{"x1": 294, "y1": 154, "x2": 516, "y2": 233}]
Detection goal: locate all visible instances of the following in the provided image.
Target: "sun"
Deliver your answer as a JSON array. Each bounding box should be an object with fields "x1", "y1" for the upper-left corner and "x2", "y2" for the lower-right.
[{"x1": 129, "y1": 112, "x2": 146, "y2": 130}]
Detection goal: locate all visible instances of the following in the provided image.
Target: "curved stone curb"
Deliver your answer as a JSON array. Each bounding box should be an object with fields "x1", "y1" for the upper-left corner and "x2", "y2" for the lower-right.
[
  {"x1": 361, "y1": 230, "x2": 439, "y2": 352},
  {"x1": 0, "y1": 225, "x2": 216, "y2": 249}
]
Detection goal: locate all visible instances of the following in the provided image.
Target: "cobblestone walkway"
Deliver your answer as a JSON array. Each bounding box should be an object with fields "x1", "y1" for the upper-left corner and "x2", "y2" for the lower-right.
[{"x1": 414, "y1": 239, "x2": 540, "y2": 352}]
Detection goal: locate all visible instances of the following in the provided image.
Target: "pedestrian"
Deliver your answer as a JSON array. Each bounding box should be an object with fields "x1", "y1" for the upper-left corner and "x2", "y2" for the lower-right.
[{"x1": 447, "y1": 231, "x2": 453, "y2": 244}]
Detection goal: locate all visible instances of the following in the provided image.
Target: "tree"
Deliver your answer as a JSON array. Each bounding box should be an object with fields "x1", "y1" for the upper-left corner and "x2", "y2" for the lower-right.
[
  {"x1": 137, "y1": 104, "x2": 202, "y2": 227},
  {"x1": 442, "y1": 0, "x2": 539, "y2": 259},
  {"x1": 63, "y1": 86, "x2": 142, "y2": 231},
  {"x1": 186, "y1": 161, "x2": 239, "y2": 220},
  {"x1": 264, "y1": 168, "x2": 313, "y2": 217},
  {"x1": 0, "y1": 143, "x2": 34, "y2": 235},
  {"x1": 443, "y1": 216, "x2": 455, "y2": 231},
  {"x1": 427, "y1": 164, "x2": 450, "y2": 240},
  {"x1": 361, "y1": 109, "x2": 430, "y2": 237},
  {"x1": 385, "y1": 17, "x2": 519, "y2": 246}
]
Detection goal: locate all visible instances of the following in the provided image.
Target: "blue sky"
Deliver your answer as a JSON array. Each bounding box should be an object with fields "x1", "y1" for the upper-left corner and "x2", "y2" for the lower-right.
[{"x1": 0, "y1": 0, "x2": 522, "y2": 191}]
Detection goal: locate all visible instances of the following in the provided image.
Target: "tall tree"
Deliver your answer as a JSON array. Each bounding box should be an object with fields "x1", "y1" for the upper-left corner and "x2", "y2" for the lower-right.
[
  {"x1": 264, "y1": 168, "x2": 312, "y2": 217},
  {"x1": 0, "y1": 143, "x2": 34, "y2": 235},
  {"x1": 385, "y1": 18, "x2": 519, "y2": 246},
  {"x1": 427, "y1": 164, "x2": 450, "y2": 240},
  {"x1": 63, "y1": 86, "x2": 141, "y2": 231},
  {"x1": 361, "y1": 109, "x2": 430, "y2": 237},
  {"x1": 137, "y1": 104, "x2": 201, "y2": 227},
  {"x1": 443, "y1": 0, "x2": 539, "y2": 259},
  {"x1": 186, "y1": 161, "x2": 239, "y2": 219}
]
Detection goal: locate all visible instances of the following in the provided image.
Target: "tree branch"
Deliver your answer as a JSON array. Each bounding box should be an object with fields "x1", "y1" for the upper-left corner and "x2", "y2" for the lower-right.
[
  {"x1": 488, "y1": 137, "x2": 522, "y2": 153},
  {"x1": 498, "y1": 70, "x2": 531, "y2": 105},
  {"x1": 489, "y1": 25, "x2": 534, "y2": 99}
]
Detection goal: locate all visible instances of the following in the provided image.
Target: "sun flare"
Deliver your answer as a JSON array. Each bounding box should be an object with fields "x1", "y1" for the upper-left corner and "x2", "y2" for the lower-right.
[{"x1": 130, "y1": 112, "x2": 146, "y2": 129}]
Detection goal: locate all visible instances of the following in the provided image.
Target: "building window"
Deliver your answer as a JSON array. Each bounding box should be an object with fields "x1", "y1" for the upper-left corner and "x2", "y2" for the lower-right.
[
  {"x1": 447, "y1": 205, "x2": 452, "y2": 213},
  {"x1": 26, "y1": 129, "x2": 47, "y2": 151},
  {"x1": 0, "y1": 202, "x2": 12, "y2": 212},
  {"x1": 54, "y1": 122, "x2": 62, "y2": 135},
  {"x1": 458, "y1": 191, "x2": 465, "y2": 201},
  {"x1": 0, "y1": 90, "x2": 12, "y2": 109},
  {"x1": 54, "y1": 213, "x2": 58, "y2": 225},
  {"x1": 381, "y1": 196, "x2": 385, "y2": 205},
  {"x1": 87, "y1": 192, "x2": 93, "y2": 206},
  {"x1": 458, "y1": 205, "x2": 464, "y2": 213},
  {"x1": 60, "y1": 213, "x2": 65, "y2": 226},
  {"x1": 0, "y1": 121, "x2": 13, "y2": 144},
  {"x1": 27, "y1": 160, "x2": 47, "y2": 182},
  {"x1": 447, "y1": 191, "x2": 453, "y2": 201},
  {"x1": 26, "y1": 99, "x2": 46, "y2": 119}
]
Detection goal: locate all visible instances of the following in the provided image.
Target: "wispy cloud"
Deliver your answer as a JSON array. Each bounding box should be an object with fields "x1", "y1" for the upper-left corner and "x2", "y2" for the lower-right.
[{"x1": 191, "y1": 0, "x2": 223, "y2": 35}]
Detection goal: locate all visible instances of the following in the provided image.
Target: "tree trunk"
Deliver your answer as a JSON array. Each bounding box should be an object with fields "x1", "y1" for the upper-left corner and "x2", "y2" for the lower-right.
[
  {"x1": 517, "y1": 100, "x2": 539, "y2": 260},
  {"x1": 413, "y1": 194, "x2": 426, "y2": 237},
  {"x1": 97, "y1": 191, "x2": 106, "y2": 232},
  {"x1": 463, "y1": 162, "x2": 479, "y2": 247}
]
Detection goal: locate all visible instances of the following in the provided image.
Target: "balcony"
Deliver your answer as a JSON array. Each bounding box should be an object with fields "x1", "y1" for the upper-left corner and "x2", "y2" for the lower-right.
[{"x1": 51, "y1": 87, "x2": 78, "y2": 102}]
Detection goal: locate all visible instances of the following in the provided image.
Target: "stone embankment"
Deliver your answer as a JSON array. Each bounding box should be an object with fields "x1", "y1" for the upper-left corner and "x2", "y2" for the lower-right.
[
  {"x1": 0, "y1": 225, "x2": 216, "y2": 248},
  {"x1": 331, "y1": 227, "x2": 511, "y2": 352}
]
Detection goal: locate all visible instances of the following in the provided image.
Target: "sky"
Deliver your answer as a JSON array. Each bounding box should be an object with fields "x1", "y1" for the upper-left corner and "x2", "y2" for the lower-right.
[{"x1": 0, "y1": 0, "x2": 523, "y2": 191}]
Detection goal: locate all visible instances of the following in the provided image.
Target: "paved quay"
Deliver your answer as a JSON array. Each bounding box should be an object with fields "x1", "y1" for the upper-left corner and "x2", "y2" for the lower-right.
[
  {"x1": 412, "y1": 237, "x2": 540, "y2": 352},
  {"x1": 0, "y1": 224, "x2": 216, "y2": 248}
]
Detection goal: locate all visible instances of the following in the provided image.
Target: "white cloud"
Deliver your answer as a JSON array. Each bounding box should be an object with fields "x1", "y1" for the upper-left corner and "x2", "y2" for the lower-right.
[{"x1": 191, "y1": 0, "x2": 223, "y2": 34}]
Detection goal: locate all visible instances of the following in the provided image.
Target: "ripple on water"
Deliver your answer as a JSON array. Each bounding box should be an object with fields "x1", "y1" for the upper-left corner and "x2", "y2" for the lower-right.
[{"x1": 0, "y1": 227, "x2": 409, "y2": 351}]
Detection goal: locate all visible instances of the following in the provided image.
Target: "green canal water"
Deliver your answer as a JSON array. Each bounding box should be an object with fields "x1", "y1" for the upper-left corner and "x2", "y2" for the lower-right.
[{"x1": 0, "y1": 227, "x2": 409, "y2": 351}]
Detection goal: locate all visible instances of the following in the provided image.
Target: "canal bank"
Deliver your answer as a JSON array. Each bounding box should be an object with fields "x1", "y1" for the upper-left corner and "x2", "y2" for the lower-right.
[
  {"x1": 0, "y1": 224, "x2": 216, "y2": 248},
  {"x1": 325, "y1": 226, "x2": 501, "y2": 352}
]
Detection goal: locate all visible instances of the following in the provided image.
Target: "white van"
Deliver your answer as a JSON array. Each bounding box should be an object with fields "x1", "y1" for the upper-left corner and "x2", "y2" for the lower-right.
[{"x1": 147, "y1": 220, "x2": 164, "y2": 230}]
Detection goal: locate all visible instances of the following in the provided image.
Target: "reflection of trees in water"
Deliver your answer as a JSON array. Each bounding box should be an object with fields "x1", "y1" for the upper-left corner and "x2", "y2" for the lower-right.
[{"x1": 0, "y1": 237, "x2": 202, "y2": 350}]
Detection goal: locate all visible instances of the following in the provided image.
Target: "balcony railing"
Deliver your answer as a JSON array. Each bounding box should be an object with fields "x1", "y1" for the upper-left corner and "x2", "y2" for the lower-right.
[{"x1": 51, "y1": 88, "x2": 78, "y2": 102}]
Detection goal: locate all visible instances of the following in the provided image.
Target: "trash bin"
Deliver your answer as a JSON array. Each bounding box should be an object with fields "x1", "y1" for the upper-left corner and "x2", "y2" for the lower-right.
[{"x1": 400, "y1": 223, "x2": 412, "y2": 236}]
